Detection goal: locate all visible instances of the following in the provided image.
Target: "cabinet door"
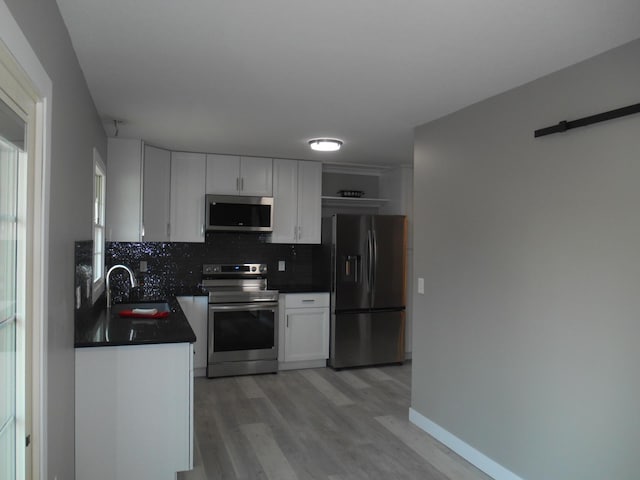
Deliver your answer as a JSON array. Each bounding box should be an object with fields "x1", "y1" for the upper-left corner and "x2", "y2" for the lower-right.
[
  {"x1": 177, "y1": 296, "x2": 208, "y2": 375},
  {"x1": 284, "y1": 307, "x2": 329, "y2": 362},
  {"x1": 106, "y1": 138, "x2": 142, "y2": 241},
  {"x1": 296, "y1": 160, "x2": 322, "y2": 243},
  {"x1": 206, "y1": 154, "x2": 240, "y2": 194},
  {"x1": 170, "y1": 152, "x2": 206, "y2": 242},
  {"x1": 270, "y1": 159, "x2": 298, "y2": 243},
  {"x1": 239, "y1": 156, "x2": 273, "y2": 196},
  {"x1": 142, "y1": 145, "x2": 171, "y2": 241},
  {"x1": 76, "y1": 344, "x2": 192, "y2": 479}
]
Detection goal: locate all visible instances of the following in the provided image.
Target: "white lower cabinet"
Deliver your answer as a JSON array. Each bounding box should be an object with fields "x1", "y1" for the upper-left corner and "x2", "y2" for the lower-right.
[
  {"x1": 177, "y1": 295, "x2": 208, "y2": 377},
  {"x1": 278, "y1": 293, "x2": 329, "y2": 370},
  {"x1": 76, "y1": 343, "x2": 193, "y2": 480}
]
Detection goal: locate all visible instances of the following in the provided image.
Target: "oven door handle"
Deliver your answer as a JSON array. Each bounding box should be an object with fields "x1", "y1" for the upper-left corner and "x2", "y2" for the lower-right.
[{"x1": 208, "y1": 302, "x2": 278, "y2": 312}]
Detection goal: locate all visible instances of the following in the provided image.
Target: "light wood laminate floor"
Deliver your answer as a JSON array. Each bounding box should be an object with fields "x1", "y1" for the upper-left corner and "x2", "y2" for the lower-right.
[{"x1": 178, "y1": 363, "x2": 492, "y2": 480}]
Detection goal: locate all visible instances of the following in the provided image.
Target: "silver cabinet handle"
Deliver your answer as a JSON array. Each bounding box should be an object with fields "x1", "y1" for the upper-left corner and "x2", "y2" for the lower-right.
[{"x1": 301, "y1": 299, "x2": 315, "y2": 303}]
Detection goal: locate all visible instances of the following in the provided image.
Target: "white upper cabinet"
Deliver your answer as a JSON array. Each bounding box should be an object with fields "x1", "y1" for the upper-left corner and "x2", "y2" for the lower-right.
[
  {"x1": 240, "y1": 156, "x2": 273, "y2": 196},
  {"x1": 170, "y1": 152, "x2": 206, "y2": 242},
  {"x1": 206, "y1": 154, "x2": 273, "y2": 196},
  {"x1": 142, "y1": 145, "x2": 171, "y2": 242},
  {"x1": 271, "y1": 159, "x2": 321, "y2": 244},
  {"x1": 106, "y1": 138, "x2": 143, "y2": 242},
  {"x1": 296, "y1": 160, "x2": 322, "y2": 243},
  {"x1": 271, "y1": 159, "x2": 298, "y2": 243}
]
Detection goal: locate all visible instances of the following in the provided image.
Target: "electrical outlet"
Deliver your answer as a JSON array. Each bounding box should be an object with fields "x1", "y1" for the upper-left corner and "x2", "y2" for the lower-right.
[
  {"x1": 278, "y1": 260, "x2": 286, "y2": 272},
  {"x1": 417, "y1": 277, "x2": 424, "y2": 294},
  {"x1": 140, "y1": 260, "x2": 148, "y2": 273}
]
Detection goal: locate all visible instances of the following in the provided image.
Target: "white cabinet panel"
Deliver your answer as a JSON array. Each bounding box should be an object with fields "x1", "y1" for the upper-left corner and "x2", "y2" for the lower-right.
[
  {"x1": 106, "y1": 137, "x2": 142, "y2": 242},
  {"x1": 296, "y1": 160, "x2": 322, "y2": 243},
  {"x1": 76, "y1": 343, "x2": 193, "y2": 480},
  {"x1": 206, "y1": 154, "x2": 272, "y2": 196},
  {"x1": 170, "y1": 152, "x2": 206, "y2": 242},
  {"x1": 240, "y1": 156, "x2": 273, "y2": 196},
  {"x1": 142, "y1": 145, "x2": 171, "y2": 241},
  {"x1": 270, "y1": 159, "x2": 321, "y2": 244},
  {"x1": 177, "y1": 296, "x2": 208, "y2": 376},
  {"x1": 279, "y1": 293, "x2": 329, "y2": 367},
  {"x1": 271, "y1": 159, "x2": 298, "y2": 243},
  {"x1": 284, "y1": 292, "x2": 329, "y2": 309},
  {"x1": 284, "y1": 308, "x2": 329, "y2": 362},
  {"x1": 205, "y1": 154, "x2": 240, "y2": 195}
]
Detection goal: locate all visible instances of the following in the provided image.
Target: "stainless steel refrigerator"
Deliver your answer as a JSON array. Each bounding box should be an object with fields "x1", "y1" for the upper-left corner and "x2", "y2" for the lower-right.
[{"x1": 322, "y1": 214, "x2": 407, "y2": 369}]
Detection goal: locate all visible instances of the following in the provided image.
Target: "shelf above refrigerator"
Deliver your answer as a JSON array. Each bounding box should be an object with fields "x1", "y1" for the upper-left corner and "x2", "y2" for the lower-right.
[{"x1": 321, "y1": 196, "x2": 390, "y2": 208}]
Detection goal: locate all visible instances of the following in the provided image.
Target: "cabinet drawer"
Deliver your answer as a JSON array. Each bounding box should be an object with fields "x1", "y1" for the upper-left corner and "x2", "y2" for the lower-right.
[{"x1": 283, "y1": 293, "x2": 329, "y2": 309}]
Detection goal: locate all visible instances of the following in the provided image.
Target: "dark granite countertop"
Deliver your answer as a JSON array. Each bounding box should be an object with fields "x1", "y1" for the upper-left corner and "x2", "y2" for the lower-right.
[{"x1": 75, "y1": 297, "x2": 196, "y2": 348}]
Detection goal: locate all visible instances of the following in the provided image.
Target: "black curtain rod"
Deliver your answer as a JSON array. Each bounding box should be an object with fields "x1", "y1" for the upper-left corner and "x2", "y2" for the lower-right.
[{"x1": 534, "y1": 102, "x2": 640, "y2": 138}]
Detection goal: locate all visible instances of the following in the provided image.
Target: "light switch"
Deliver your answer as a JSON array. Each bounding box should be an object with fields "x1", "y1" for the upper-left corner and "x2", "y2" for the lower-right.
[
  {"x1": 417, "y1": 277, "x2": 424, "y2": 294},
  {"x1": 278, "y1": 260, "x2": 286, "y2": 272}
]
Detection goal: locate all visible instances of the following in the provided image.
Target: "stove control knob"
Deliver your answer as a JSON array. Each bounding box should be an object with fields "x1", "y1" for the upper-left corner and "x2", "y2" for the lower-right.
[
  {"x1": 259, "y1": 265, "x2": 267, "y2": 273},
  {"x1": 251, "y1": 266, "x2": 257, "y2": 272}
]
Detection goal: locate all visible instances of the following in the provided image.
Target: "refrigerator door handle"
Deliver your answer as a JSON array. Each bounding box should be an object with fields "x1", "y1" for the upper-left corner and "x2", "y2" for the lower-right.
[
  {"x1": 372, "y1": 228, "x2": 377, "y2": 299},
  {"x1": 367, "y1": 230, "x2": 374, "y2": 290}
]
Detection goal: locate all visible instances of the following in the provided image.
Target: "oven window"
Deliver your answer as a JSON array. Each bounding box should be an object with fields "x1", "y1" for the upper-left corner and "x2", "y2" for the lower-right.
[{"x1": 213, "y1": 309, "x2": 275, "y2": 351}]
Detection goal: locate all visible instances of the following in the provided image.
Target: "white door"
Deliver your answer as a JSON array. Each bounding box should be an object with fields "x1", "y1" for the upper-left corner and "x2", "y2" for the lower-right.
[
  {"x1": 0, "y1": 105, "x2": 23, "y2": 480},
  {"x1": 0, "y1": 40, "x2": 42, "y2": 479}
]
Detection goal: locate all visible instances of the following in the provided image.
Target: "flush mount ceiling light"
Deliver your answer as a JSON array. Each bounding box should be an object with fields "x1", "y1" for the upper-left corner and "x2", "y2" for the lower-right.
[{"x1": 308, "y1": 138, "x2": 343, "y2": 152}]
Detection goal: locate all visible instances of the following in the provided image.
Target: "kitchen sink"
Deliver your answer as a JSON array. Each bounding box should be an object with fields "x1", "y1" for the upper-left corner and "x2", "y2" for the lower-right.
[
  {"x1": 110, "y1": 302, "x2": 172, "y2": 324},
  {"x1": 111, "y1": 301, "x2": 171, "y2": 314}
]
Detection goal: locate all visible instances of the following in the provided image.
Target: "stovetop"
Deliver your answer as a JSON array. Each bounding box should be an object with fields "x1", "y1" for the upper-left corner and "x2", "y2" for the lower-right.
[{"x1": 201, "y1": 263, "x2": 278, "y2": 303}]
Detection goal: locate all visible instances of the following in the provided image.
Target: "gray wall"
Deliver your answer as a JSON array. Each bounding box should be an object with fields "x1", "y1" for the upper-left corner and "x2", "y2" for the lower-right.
[
  {"x1": 412, "y1": 38, "x2": 640, "y2": 480},
  {"x1": 4, "y1": 1, "x2": 107, "y2": 478}
]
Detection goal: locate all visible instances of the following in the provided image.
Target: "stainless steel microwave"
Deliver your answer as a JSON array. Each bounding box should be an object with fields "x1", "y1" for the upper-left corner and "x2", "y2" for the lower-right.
[{"x1": 205, "y1": 194, "x2": 273, "y2": 233}]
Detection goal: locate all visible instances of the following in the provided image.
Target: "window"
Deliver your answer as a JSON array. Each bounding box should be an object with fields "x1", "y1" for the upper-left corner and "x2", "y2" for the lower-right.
[{"x1": 93, "y1": 150, "x2": 106, "y2": 301}]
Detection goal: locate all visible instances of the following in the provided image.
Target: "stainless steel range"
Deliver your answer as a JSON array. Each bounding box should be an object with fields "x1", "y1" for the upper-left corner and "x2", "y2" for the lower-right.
[{"x1": 202, "y1": 263, "x2": 279, "y2": 378}]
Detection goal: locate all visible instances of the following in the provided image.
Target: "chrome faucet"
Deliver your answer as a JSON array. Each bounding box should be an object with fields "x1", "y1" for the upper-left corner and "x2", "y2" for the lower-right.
[{"x1": 106, "y1": 264, "x2": 138, "y2": 307}]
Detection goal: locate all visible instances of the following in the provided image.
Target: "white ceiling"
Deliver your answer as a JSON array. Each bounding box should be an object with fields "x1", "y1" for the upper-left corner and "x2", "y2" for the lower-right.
[{"x1": 56, "y1": 0, "x2": 640, "y2": 166}]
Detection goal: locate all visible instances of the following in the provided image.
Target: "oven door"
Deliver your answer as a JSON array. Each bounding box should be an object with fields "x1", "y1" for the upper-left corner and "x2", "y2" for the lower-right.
[{"x1": 208, "y1": 302, "x2": 278, "y2": 364}]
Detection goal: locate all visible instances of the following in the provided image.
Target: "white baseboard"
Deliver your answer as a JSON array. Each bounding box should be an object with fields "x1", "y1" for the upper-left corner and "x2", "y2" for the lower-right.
[{"x1": 409, "y1": 408, "x2": 525, "y2": 480}]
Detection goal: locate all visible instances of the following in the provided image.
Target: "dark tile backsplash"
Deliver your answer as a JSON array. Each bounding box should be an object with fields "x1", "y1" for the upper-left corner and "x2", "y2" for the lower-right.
[{"x1": 105, "y1": 232, "x2": 325, "y2": 302}]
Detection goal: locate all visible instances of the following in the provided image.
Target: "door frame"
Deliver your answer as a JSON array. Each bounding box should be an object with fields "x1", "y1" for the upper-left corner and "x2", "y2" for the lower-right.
[{"x1": 0, "y1": 2, "x2": 53, "y2": 478}]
